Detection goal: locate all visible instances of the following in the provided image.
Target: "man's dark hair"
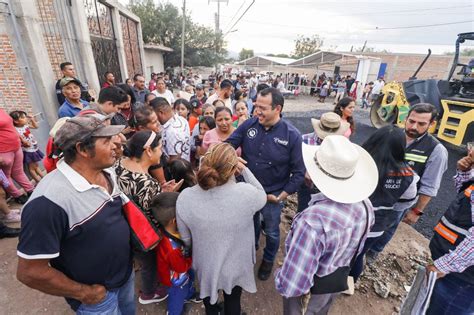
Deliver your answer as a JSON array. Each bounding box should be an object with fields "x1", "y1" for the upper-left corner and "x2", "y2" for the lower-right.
[
  {"x1": 116, "y1": 83, "x2": 136, "y2": 104},
  {"x1": 98, "y1": 86, "x2": 129, "y2": 105},
  {"x1": 259, "y1": 87, "x2": 284, "y2": 110},
  {"x1": 133, "y1": 73, "x2": 144, "y2": 81},
  {"x1": 150, "y1": 192, "x2": 179, "y2": 226},
  {"x1": 104, "y1": 71, "x2": 113, "y2": 78},
  {"x1": 150, "y1": 97, "x2": 171, "y2": 112},
  {"x1": 60, "y1": 62, "x2": 72, "y2": 71},
  {"x1": 220, "y1": 79, "x2": 233, "y2": 89},
  {"x1": 62, "y1": 135, "x2": 98, "y2": 164},
  {"x1": 256, "y1": 83, "x2": 269, "y2": 93},
  {"x1": 408, "y1": 103, "x2": 438, "y2": 122}
]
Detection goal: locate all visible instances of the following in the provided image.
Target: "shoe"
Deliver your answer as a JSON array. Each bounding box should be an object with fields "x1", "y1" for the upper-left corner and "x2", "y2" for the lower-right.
[
  {"x1": 138, "y1": 291, "x2": 168, "y2": 304},
  {"x1": 257, "y1": 260, "x2": 274, "y2": 281},
  {"x1": 365, "y1": 250, "x2": 379, "y2": 266},
  {"x1": 185, "y1": 292, "x2": 202, "y2": 304},
  {"x1": 14, "y1": 194, "x2": 29, "y2": 205},
  {"x1": 0, "y1": 226, "x2": 21, "y2": 238},
  {"x1": 2, "y1": 211, "x2": 21, "y2": 223}
]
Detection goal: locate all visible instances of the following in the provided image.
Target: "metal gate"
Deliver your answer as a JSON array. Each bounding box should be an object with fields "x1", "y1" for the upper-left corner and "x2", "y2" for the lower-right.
[
  {"x1": 120, "y1": 13, "x2": 143, "y2": 79},
  {"x1": 84, "y1": 0, "x2": 122, "y2": 86}
]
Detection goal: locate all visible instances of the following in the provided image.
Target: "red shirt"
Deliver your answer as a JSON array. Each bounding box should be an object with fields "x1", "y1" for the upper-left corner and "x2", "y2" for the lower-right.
[
  {"x1": 156, "y1": 233, "x2": 192, "y2": 287},
  {"x1": 0, "y1": 109, "x2": 21, "y2": 153}
]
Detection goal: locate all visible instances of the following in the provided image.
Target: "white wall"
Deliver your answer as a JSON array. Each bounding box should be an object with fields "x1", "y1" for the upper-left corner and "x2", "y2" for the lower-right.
[{"x1": 144, "y1": 49, "x2": 165, "y2": 80}]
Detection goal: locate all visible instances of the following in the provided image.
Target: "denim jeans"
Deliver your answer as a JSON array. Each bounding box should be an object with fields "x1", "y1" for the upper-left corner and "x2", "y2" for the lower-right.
[
  {"x1": 76, "y1": 271, "x2": 135, "y2": 315},
  {"x1": 369, "y1": 209, "x2": 408, "y2": 254},
  {"x1": 254, "y1": 197, "x2": 284, "y2": 263},
  {"x1": 167, "y1": 270, "x2": 196, "y2": 315},
  {"x1": 427, "y1": 274, "x2": 474, "y2": 315}
]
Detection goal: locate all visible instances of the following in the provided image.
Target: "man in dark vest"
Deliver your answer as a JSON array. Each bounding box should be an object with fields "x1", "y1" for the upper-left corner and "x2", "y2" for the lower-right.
[
  {"x1": 368, "y1": 103, "x2": 448, "y2": 261},
  {"x1": 425, "y1": 150, "x2": 473, "y2": 314}
]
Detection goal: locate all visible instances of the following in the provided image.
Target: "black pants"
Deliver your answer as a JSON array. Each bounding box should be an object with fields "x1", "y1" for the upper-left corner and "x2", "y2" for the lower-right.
[{"x1": 203, "y1": 286, "x2": 242, "y2": 315}]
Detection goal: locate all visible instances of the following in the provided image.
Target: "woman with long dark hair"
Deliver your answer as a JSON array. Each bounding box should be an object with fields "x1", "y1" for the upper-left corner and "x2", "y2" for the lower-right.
[
  {"x1": 349, "y1": 125, "x2": 419, "y2": 281},
  {"x1": 334, "y1": 97, "x2": 356, "y2": 137}
]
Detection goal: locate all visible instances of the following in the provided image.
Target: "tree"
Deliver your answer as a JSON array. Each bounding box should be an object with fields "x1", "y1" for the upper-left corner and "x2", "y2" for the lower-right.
[
  {"x1": 239, "y1": 48, "x2": 254, "y2": 61},
  {"x1": 444, "y1": 48, "x2": 474, "y2": 56},
  {"x1": 292, "y1": 35, "x2": 324, "y2": 59},
  {"x1": 129, "y1": 0, "x2": 227, "y2": 68},
  {"x1": 267, "y1": 53, "x2": 291, "y2": 58}
]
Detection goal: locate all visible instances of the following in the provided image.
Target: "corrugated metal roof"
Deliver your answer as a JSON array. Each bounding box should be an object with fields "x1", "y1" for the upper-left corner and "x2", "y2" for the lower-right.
[{"x1": 236, "y1": 55, "x2": 296, "y2": 66}]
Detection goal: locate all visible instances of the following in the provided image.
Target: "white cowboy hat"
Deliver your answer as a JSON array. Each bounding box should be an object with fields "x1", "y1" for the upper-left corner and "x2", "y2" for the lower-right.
[
  {"x1": 302, "y1": 135, "x2": 378, "y2": 204},
  {"x1": 311, "y1": 112, "x2": 350, "y2": 140}
]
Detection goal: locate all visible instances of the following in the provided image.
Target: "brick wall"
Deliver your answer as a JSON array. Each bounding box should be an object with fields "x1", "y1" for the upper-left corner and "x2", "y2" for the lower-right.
[
  {"x1": 36, "y1": 0, "x2": 66, "y2": 80},
  {"x1": 0, "y1": 21, "x2": 33, "y2": 114}
]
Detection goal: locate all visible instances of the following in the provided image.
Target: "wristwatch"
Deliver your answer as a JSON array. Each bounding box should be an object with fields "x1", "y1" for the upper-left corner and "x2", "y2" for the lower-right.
[{"x1": 411, "y1": 207, "x2": 424, "y2": 216}]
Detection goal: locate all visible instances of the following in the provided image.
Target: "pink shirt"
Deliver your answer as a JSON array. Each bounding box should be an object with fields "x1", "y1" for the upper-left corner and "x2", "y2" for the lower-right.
[
  {"x1": 0, "y1": 109, "x2": 21, "y2": 153},
  {"x1": 202, "y1": 128, "x2": 241, "y2": 156}
]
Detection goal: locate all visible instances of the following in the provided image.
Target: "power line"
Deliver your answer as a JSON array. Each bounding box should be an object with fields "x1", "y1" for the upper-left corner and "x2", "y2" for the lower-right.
[
  {"x1": 375, "y1": 20, "x2": 474, "y2": 30},
  {"x1": 224, "y1": 0, "x2": 247, "y2": 31},
  {"x1": 326, "y1": 4, "x2": 473, "y2": 17},
  {"x1": 224, "y1": 0, "x2": 255, "y2": 35}
]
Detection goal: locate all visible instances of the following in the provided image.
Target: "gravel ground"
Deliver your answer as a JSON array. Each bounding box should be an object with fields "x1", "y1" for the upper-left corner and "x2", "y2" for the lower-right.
[{"x1": 283, "y1": 95, "x2": 467, "y2": 239}]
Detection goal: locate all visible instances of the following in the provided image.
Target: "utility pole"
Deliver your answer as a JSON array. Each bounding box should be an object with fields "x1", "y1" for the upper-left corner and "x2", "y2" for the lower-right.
[
  {"x1": 181, "y1": 0, "x2": 186, "y2": 71},
  {"x1": 361, "y1": 40, "x2": 367, "y2": 52}
]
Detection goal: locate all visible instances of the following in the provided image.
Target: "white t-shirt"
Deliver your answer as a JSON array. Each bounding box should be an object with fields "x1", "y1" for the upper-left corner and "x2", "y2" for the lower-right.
[
  {"x1": 206, "y1": 93, "x2": 232, "y2": 111},
  {"x1": 161, "y1": 114, "x2": 190, "y2": 161},
  {"x1": 371, "y1": 80, "x2": 385, "y2": 95},
  {"x1": 153, "y1": 89, "x2": 175, "y2": 105}
]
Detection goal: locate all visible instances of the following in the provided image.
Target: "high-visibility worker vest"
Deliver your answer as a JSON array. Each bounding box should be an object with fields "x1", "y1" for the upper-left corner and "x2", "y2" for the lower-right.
[
  {"x1": 405, "y1": 134, "x2": 440, "y2": 186},
  {"x1": 429, "y1": 181, "x2": 474, "y2": 285}
]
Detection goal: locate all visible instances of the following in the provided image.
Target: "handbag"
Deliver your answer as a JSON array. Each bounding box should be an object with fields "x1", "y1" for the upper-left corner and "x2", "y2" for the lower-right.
[
  {"x1": 310, "y1": 201, "x2": 369, "y2": 295},
  {"x1": 121, "y1": 194, "x2": 161, "y2": 252}
]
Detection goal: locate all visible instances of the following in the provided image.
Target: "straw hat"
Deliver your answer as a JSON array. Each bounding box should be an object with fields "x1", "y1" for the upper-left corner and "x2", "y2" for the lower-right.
[
  {"x1": 311, "y1": 112, "x2": 350, "y2": 140},
  {"x1": 302, "y1": 135, "x2": 378, "y2": 203}
]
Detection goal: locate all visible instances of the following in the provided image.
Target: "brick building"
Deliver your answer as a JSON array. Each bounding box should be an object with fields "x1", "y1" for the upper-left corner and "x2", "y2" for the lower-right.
[{"x1": 0, "y1": 0, "x2": 146, "y2": 145}]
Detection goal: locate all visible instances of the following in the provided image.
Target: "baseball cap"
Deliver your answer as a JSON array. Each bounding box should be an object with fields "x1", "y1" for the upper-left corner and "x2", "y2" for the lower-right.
[
  {"x1": 59, "y1": 77, "x2": 81, "y2": 88},
  {"x1": 54, "y1": 115, "x2": 125, "y2": 151},
  {"x1": 196, "y1": 84, "x2": 204, "y2": 90}
]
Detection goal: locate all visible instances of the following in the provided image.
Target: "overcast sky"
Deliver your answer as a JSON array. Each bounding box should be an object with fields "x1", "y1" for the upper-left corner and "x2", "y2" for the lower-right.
[{"x1": 125, "y1": 0, "x2": 474, "y2": 56}]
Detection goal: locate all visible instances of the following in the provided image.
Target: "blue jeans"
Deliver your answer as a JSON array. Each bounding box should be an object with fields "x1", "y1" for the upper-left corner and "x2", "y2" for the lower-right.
[
  {"x1": 427, "y1": 274, "x2": 474, "y2": 315},
  {"x1": 76, "y1": 271, "x2": 135, "y2": 315},
  {"x1": 254, "y1": 197, "x2": 284, "y2": 263},
  {"x1": 369, "y1": 209, "x2": 408, "y2": 254},
  {"x1": 167, "y1": 270, "x2": 196, "y2": 315}
]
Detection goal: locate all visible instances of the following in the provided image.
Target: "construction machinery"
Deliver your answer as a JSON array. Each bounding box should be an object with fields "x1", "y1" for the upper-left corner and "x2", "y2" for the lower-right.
[{"x1": 370, "y1": 32, "x2": 474, "y2": 147}]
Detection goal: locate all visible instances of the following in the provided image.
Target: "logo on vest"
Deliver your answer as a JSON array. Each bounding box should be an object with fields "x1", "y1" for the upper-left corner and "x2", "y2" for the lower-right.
[
  {"x1": 247, "y1": 128, "x2": 258, "y2": 139},
  {"x1": 274, "y1": 137, "x2": 288, "y2": 146},
  {"x1": 407, "y1": 160, "x2": 415, "y2": 166}
]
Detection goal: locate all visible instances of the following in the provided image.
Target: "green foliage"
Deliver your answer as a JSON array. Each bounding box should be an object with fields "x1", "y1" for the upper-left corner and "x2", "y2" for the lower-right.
[
  {"x1": 129, "y1": 0, "x2": 227, "y2": 67},
  {"x1": 239, "y1": 48, "x2": 254, "y2": 61},
  {"x1": 267, "y1": 53, "x2": 291, "y2": 58},
  {"x1": 444, "y1": 48, "x2": 474, "y2": 56},
  {"x1": 292, "y1": 34, "x2": 324, "y2": 59}
]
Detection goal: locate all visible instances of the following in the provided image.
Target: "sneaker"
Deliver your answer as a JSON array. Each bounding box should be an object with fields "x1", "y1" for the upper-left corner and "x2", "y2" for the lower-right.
[
  {"x1": 366, "y1": 250, "x2": 379, "y2": 266},
  {"x1": 2, "y1": 211, "x2": 21, "y2": 223},
  {"x1": 185, "y1": 292, "x2": 202, "y2": 304},
  {"x1": 138, "y1": 292, "x2": 168, "y2": 304},
  {"x1": 257, "y1": 260, "x2": 274, "y2": 281}
]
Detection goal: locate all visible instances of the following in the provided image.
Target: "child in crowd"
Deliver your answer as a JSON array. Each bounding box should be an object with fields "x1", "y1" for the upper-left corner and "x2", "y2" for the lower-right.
[
  {"x1": 233, "y1": 100, "x2": 249, "y2": 128},
  {"x1": 174, "y1": 99, "x2": 191, "y2": 120},
  {"x1": 150, "y1": 192, "x2": 201, "y2": 315},
  {"x1": 188, "y1": 99, "x2": 202, "y2": 133},
  {"x1": 9, "y1": 111, "x2": 45, "y2": 183},
  {"x1": 168, "y1": 159, "x2": 197, "y2": 192}
]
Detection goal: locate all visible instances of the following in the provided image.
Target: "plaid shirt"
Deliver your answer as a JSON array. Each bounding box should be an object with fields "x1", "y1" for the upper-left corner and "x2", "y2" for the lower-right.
[
  {"x1": 275, "y1": 193, "x2": 374, "y2": 297},
  {"x1": 302, "y1": 132, "x2": 322, "y2": 146},
  {"x1": 434, "y1": 169, "x2": 473, "y2": 274}
]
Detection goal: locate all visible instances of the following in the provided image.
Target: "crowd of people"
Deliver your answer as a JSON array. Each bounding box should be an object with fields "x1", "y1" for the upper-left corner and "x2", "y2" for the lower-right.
[{"x1": 0, "y1": 60, "x2": 472, "y2": 315}]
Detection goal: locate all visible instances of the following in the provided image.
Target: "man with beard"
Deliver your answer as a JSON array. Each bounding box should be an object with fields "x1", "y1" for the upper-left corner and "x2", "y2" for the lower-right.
[
  {"x1": 206, "y1": 79, "x2": 233, "y2": 111},
  {"x1": 367, "y1": 103, "x2": 448, "y2": 261}
]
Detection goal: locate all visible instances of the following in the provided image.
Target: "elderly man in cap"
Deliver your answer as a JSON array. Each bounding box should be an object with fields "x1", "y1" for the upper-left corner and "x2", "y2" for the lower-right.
[
  {"x1": 297, "y1": 112, "x2": 351, "y2": 212},
  {"x1": 58, "y1": 77, "x2": 90, "y2": 118},
  {"x1": 275, "y1": 135, "x2": 377, "y2": 315},
  {"x1": 16, "y1": 115, "x2": 135, "y2": 314}
]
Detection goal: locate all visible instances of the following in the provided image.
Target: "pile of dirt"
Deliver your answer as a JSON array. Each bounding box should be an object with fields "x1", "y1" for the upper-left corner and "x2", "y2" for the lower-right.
[{"x1": 281, "y1": 194, "x2": 431, "y2": 315}]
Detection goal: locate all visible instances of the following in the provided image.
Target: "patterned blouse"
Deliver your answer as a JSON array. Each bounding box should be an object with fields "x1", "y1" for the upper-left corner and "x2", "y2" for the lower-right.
[{"x1": 115, "y1": 159, "x2": 161, "y2": 224}]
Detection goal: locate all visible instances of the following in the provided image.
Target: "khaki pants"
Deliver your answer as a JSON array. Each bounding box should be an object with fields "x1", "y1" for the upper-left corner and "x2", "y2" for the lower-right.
[{"x1": 283, "y1": 293, "x2": 337, "y2": 315}]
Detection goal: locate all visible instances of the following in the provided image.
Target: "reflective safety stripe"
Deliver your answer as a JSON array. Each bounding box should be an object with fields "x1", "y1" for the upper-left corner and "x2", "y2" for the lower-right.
[
  {"x1": 434, "y1": 222, "x2": 458, "y2": 245},
  {"x1": 441, "y1": 216, "x2": 469, "y2": 236},
  {"x1": 368, "y1": 231, "x2": 384, "y2": 238},
  {"x1": 405, "y1": 153, "x2": 428, "y2": 163}
]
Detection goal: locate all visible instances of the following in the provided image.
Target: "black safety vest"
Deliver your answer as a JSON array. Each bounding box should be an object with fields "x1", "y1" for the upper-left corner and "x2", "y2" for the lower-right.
[
  {"x1": 405, "y1": 134, "x2": 440, "y2": 180},
  {"x1": 369, "y1": 166, "x2": 415, "y2": 211},
  {"x1": 429, "y1": 181, "x2": 474, "y2": 284}
]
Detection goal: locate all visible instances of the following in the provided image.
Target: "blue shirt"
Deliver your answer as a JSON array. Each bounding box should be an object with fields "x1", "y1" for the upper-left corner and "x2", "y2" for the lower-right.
[
  {"x1": 227, "y1": 117, "x2": 305, "y2": 194},
  {"x1": 58, "y1": 99, "x2": 89, "y2": 118}
]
